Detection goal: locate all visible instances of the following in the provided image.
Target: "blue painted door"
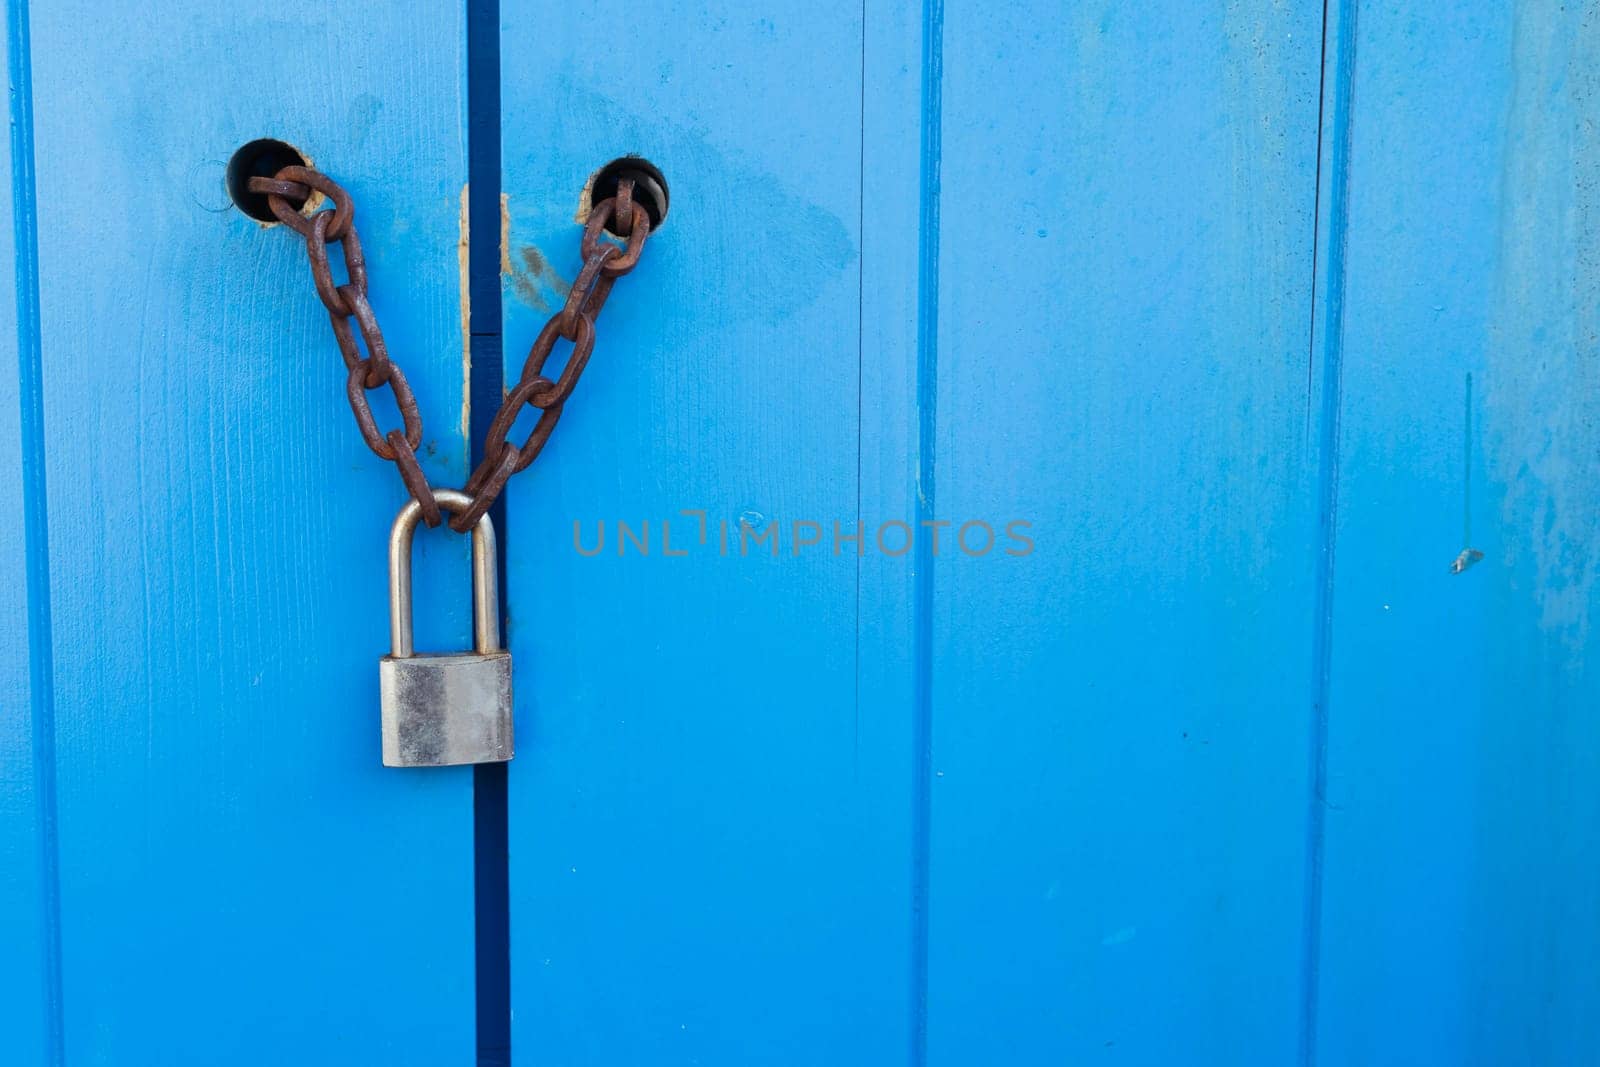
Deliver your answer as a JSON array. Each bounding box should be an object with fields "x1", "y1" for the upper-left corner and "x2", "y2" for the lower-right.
[
  {"x1": 495, "y1": 2, "x2": 1600, "y2": 1064},
  {"x1": 3, "y1": 2, "x2": 478, "y2": 1063},
  {"x1": 497, "y1": 2, "x2": 1326, "y2": 1062},
  {"x1": 6, "y1": 2, "x2": 1599, "y2": 1065}
]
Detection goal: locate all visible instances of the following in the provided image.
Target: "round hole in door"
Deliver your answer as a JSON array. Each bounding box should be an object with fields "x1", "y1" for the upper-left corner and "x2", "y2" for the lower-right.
[
  {"x1": 585, "y1": 157, "x2": 669, "y2": 237},
  {"x1": 226, "y1": 139, "x2": 311, "y2": 223}
]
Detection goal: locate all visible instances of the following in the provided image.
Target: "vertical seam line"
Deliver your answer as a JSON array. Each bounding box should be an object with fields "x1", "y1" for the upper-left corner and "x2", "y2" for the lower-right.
[
  {"x1": 1301, "y1": 2, "x2": 1359, "y2": 1064},
  {"x1": 910, "y1": 0, "x2": 943, "y2": 1061},
  {"x1": 854, "y1": 0, "x2": 865, "y2": 771},
  {"x1": 8, "y1": 0, "x2": 64, "y2": 1061}
]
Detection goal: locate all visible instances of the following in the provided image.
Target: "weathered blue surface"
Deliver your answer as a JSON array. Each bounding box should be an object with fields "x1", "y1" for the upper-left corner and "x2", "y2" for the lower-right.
[
  {"x1": 497, "y1": 3, "x2": 909, "y2": 1062},
  {"x1": 4, "y1": 1, "x2": 477, "y2": 1062},
  {"x1": 1312, "y1": 3, "x2": 1600, "y2": 1064},
  {"x1": 924, "y1": 3, "x2": 1324, "y2": 1062},
  {"x1": 498, "y1": 1, "x2": 1598, "y2": 1064},
  {"x1": 5, "y1": 0, "x2": 1599, "y2": 1063}
]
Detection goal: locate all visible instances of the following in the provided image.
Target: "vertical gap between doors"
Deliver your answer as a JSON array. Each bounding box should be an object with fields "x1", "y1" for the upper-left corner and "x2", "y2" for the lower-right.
[{"x1": 467, "y1": 0, "x2": 511, "y2": 1062}]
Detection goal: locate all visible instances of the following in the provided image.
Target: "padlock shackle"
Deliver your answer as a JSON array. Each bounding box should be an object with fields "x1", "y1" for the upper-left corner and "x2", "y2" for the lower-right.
[{"x1": 388, "y1": 489, "x2": 500, "y2": 658}]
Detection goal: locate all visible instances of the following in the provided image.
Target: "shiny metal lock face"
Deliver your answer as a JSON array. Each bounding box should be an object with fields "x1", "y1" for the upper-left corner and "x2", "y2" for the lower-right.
[{"x1": 379, "y1": 490, "x2": 514, "y2": 767}]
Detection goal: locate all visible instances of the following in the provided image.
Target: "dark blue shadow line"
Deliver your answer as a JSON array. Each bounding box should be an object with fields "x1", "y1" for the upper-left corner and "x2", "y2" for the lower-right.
[{"x1": 467, "y1": 0, "x2": 510, "y2": 1062}]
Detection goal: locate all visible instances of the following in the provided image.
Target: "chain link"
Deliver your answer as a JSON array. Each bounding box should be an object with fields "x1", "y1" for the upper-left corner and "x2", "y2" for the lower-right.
[{"x1": 247, "y1": 166, "x2": 653, "y2": 531}]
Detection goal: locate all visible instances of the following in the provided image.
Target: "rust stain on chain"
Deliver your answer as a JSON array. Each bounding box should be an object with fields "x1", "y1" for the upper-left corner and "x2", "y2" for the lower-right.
[
  {"x1": 459, "y1": 183, "x2": 472, "y2": 444},
  {"x1": 246, "y1": 166, "x2": 660, "y2": 533},
  {"x1": 252, "y1": 143, "x2": 322, "y2": 230}
]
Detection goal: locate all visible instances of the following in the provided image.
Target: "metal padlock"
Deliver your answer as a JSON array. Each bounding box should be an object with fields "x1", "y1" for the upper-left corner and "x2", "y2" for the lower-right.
[{"x1": 379, "y1": 489, "x2": 513, "y2": 767}]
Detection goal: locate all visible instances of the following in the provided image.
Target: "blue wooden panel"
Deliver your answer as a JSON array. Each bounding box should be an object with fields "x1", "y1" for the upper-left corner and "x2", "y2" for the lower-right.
[
  {"x1": 2, "y1": 4, "x2": 55, "y2": 1059},
  {"x1": 498, "y1": 2, "x2": 918, "y2": 1062},
  {"x1": 924, "y1": 3, "x2": 1324, "y2": 1062},
  {"x1": 14, "y1": 2, "x2": 477, "y2": 1061},
  {"x1": 858, "y1": 0, "x2": 927, "y2": 1063},
  {"x1": 1313, "y1": 3, "x2": 1600, "y2": 1064},
  {"x1": 928, "y1": 0, "x2": 1324, "y2": 1062}
]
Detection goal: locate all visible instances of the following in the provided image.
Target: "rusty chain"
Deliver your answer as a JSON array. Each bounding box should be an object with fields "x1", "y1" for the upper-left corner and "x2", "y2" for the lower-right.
[{"x1": 247, "y1": 165, "x2": 653, "y2": 532}]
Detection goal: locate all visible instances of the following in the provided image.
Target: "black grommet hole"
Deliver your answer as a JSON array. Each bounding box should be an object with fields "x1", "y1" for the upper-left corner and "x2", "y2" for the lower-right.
[
  {"x1": 587, "y1": 157, "x2": 669, "y2": 237},
  {"x1": 227, "y1": 139, "x2": 310, "y2": 222}
]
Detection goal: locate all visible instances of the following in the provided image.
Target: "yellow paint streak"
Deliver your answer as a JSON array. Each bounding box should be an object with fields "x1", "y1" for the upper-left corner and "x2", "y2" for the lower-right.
[
  {"x1": 575, "y1": 168, "x2": 597, "y2": 224},
  {"x1": 459, "y1": 183, "x2": 471, "y2": 444},
  {"x1": 499, "y1": 193, "x2": 513, "y2": 278}
]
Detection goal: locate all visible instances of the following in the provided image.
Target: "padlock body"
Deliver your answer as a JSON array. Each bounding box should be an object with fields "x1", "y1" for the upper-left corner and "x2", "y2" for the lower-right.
[{"x1": 379, "y1": 651, "x2": 513, "y2": 767}]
